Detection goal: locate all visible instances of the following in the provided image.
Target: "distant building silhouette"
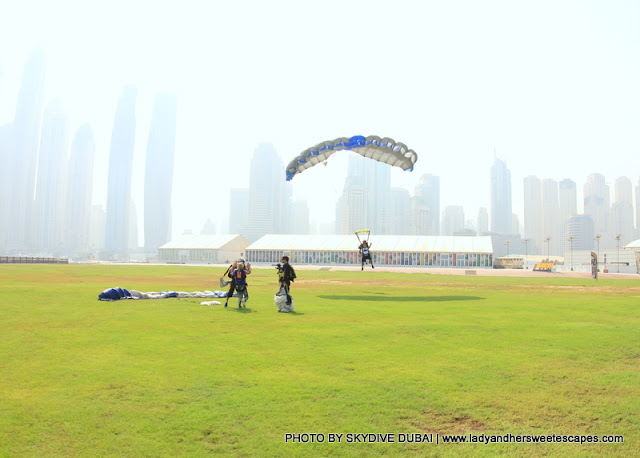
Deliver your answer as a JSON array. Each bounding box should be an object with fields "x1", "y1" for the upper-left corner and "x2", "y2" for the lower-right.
[
  {"x1": 33, "y1": 100, "x2": 69, "y2": 254},
  {"x1": 391, "y1": 187, "x2": 411, "y2": 235},
  {"x1": 611, "y1": 176, "x2": 634, "y2": 245},
  {"x1": 568, "y1": 214, "x2": 595, "y2": 251},
  {"x1": 144, "y1": 92, "x2": 177, "y2": 252},
  {"x1": 7, "y1": 48, "x2": 46, "y2": 253},
  {"x1": 412, "y1": 174, "x2": 440, "y2": 235},
  {"x1": 583, "y1": 173, "x2": 611, "y2": 249},
  {"x1": 291, "y1": 200, "x2": 310, "y2": 234},
  {"x1": 477, "y1": 207, "x2": 489, "y2": 235},
  {"x1": 245, "y1": 143, "x2": 290, "y2": 242},
  {"x1": 541, "y1": 178, "x2": 560, "y2": 256},
  {"x1": 105, "y1": 85, "x2": 137, "y2": 259},
  {"x1": 490, "y1": 158, "x2": 512, "y2": 234},
  {"x1": 337, "y1": 155, "x2": 392, "y2": 235},
  {"x1": 0, "y1": 124, "x2": 11, "y2": 250},
  {"x1": 338, "y1": 175, "x2": 366, "y2": 234},
  {"x1": 65, "y1": 124, "x2": 95, "y2": 256},
  {"x1": 523, "y1": 175, "x2": 543, "y2": 254},
  {"x1": 441, "y1": 205, "x2": 465, "y2": 236},
  {"x1": 558, "y1": 179, "x2": 577, "y2": 255},
  {"x1": 229, "y1": 188, "x2": 250, "y2": 234}
]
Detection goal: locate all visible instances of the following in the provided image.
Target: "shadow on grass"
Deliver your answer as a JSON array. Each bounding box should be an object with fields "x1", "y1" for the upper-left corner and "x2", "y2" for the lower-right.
[
  {"x1": 227, "y1": 307, "x2": 257, "y2": 313},
  {"x1": 318, "y1": 295, "x2": 485, "y2": 302}
]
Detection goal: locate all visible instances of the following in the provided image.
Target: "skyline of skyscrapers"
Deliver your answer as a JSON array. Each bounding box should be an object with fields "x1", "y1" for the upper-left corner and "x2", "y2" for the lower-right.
[{"x1": 1, "y1": 48, "x2": 639, "y2": 261}]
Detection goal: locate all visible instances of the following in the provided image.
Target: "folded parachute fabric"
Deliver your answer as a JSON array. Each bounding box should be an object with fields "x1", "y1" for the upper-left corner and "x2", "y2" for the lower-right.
[
  {"x1": 98, "y1": 287, "x2": 134, "y2": 301},
  {"x1": 100, "y1": 288, "x2": 237, "y2": 300}
]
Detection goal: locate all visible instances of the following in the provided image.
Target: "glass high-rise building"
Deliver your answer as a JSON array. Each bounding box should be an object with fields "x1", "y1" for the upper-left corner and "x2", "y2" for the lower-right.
[
  {"x1": 105, "y1": 85, "x2": 137, "y2": 258},
  {"x1": 584, "y1": 173, "x2": 611, "y2": 249},
  {"x1": 33, "y1": 100, "x2": 69, "y2": 254},
  {"x1": 523, "y1": 175, "x2": 543, "y2": 254},
  {"x1": 65, "y1": 124, "x2": 95, "y2": 255},
  {"x1": 413, "y1": 174, "x2": 440, "y2": 235},
  {"x1": 558, "y1": 178, "x2": 577, "y2": 256},
  {"x1": 490, "y1": 158, "x2": 512, "y2": 234},
  {"x1": 246, "y1": 143, "x2": 289, "y2": 242},
  {"x1": 611, "y1": 176, "x2": 634, "y2": 245},
  {"x1": 7, "y1": 48, "x2": 46, "y2": 253},
  {"x1": 144, "y1": 92, "x2": 177, "y2": 251}
]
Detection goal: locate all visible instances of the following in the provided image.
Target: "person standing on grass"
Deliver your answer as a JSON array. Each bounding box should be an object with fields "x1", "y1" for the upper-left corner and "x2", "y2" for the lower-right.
[
  {"x1": 224, "y1": 258, "x2": 251, "y2": 307},
  {"x1": 277, "y1": 255, "x2": 296, "y2": 306},
  {"x1": 231, "y1": 259, "x2": 250, "y2": 308}
]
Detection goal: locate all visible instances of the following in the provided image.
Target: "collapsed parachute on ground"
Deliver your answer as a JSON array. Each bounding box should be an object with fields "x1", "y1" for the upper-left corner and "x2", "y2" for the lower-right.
[{"x1": 285, "y1": 135, "x2": 418, "y2": 181}]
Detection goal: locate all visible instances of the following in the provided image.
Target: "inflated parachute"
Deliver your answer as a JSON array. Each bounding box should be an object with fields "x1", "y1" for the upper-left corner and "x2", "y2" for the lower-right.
[{"x1": 286, "y1": 135, "x2": 418, "y2": 181}]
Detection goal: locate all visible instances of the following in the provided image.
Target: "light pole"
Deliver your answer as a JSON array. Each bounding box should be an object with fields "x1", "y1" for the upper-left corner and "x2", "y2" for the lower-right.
[
  {"x1": 545, "y1": 236, "x2": 551, "y2": 261},
  {"x1": 568, "y1": 236, "x2": 575, "y2": 271},
  {"x1": 505, "y1": 240, "x2": 510, "y2": 257},
  {"x1": 616, "y1": 234, "x2": 621, "y2": 273},
  {"x1": 594, "y1": 234, "x2": 601, "y2": 271},
  {"x1": 523, "y1": 238, "x2": 530, "y2": 269}
]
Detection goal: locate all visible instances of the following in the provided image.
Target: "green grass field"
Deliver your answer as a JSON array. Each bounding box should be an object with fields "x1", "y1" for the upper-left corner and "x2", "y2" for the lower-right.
[{"x1": 1, "y1": 264, "x2": 639, "y2": 457}]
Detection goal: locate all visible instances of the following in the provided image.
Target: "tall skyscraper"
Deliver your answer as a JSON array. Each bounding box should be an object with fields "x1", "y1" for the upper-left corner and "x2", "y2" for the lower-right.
[
  {"x1": 541, "y1": 179, "x2": 560, "y2": 255},
  {"x1": 412, "y1": 174, "x2": 440, "y2": 235},
  {"x1": 338, "y1": 175, "x2": 366, "y2": 234},
  {"x1": 105, "y1": 85, "x2": 137, "y2": 258},
  {"x1": 490, "y1": 158, "x2": 512, "y2": 234},
  {"x1": 391, "y1": 187, "x2": 411, "y2": 235},
  {"x1": 477, "y1": 207, "x2": 489, "y2": 234},
  {"x1": 229, "y1": 188, "x2": 250, "y2": 234},
  {"x1": 65, "y1": 124, "x2": 95, "y2": 255},
  {"x1": 89, "y1": 205, "x2": 106, "y2": 254},
  {"x1": 33, "y1": 100, "x2": 70, "y2": 253},
  {"x1": 367, "y1": 160, "x2": 392, "y2": 234},
  {"x1": 246, "y1": 143, "x2": 289, "y2": 242},
  {"x1": 144, "y1": 92, "x2": 177, "y2": 252},
  {"x1": 558, "y1": 179, "x2": 577, "y2": 255},
  {"x1": 7, "y1": 48, "x2": 46, "y2": 253},
  {"x1": 568, "y1": 214, "x2": 595, "y2": 251},
  {"x1": 441, "y1": 205, "x2": 465, "y2": 236},
  {"x1": 291, "y1": 200, "x2": 310, "y2": 234},
  {"x1": 339, "y1": 155, "x2": 393, "y2": 234},
  {"x1": 584, "y1": 173, "x2": 611, "y2": 249},
  {"x1": 523, "y1": 175, "x2": 543, "y2": 253},
  {"x1": 611, "y1": 176, "x2": 634, "y2": 245},
  {"x1": 0, "y1": 124, "x2": 11, "y2": 250}
]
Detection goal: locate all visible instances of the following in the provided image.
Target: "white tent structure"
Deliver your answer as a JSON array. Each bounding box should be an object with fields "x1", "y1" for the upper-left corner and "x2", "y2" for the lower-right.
[
  {"x1": 624, "y1": 239, "x2": 640, "y2": 274},
  {"x1": 247, "y1": 234, "x2": 494, "y2": 268},
  {"x1": 158, "y1": 234, "x2": 249, "y2": 264}
]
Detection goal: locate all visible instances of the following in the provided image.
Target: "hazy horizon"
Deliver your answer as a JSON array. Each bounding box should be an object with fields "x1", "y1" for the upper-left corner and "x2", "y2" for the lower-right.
[{"x1": 1, "y1": 0, "x2": 639, "y2": 244}]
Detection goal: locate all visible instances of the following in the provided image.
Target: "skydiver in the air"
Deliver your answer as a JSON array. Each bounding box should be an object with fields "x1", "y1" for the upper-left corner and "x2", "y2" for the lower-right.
[{"x1": 358, "y1": 240, "x2": 374, "y2": 271}]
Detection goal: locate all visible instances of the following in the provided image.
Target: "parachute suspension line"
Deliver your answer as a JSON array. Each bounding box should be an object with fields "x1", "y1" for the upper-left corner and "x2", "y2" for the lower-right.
[{"x1": 355, "y1": 229, "x2": 370, "y2": 244}]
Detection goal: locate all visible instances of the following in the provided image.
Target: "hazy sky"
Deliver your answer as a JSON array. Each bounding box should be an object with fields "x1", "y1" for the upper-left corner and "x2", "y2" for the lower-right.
[{"x1": 1, "y1": 0, "x2": 639, "y2": 241}]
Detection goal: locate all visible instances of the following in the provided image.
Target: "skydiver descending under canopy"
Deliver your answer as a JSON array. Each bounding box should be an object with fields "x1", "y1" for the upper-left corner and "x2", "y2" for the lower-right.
[{"x1": 355, "y1": 229, "x2": 374, "y2": 271}]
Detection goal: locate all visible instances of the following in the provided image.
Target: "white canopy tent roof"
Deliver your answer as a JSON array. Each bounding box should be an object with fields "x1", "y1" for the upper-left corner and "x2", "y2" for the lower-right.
[
  {"x1": 624, "y1": 239, "x2": 640, "y2": 249},
  {"x1": 248, "y1": 234, "x2": 493, "y2": 253},
  {"x1": 159, "y1": 234, "x2": 249, "y2": 250}
]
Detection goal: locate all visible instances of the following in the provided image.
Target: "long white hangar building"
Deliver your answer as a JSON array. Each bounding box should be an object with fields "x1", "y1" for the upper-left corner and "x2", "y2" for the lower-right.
[{"x1": 247, "y1": 234, "x2": 494, "y2": 268}]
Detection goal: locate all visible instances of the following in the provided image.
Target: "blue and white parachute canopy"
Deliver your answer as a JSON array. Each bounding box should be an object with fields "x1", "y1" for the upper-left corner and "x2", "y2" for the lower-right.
[{"x1": 285, "y1": 135, "x2": 418, "y2": 181}]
